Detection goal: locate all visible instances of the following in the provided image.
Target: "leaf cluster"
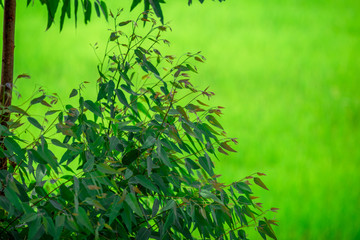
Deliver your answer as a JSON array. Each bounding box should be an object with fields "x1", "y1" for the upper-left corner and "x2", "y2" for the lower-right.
[
  {"x1": 0, "y1": 10, "x2": 277, "y2": 240},
  {"x1": 0, "y1": 0, "x2": 226, "y2": 30}
]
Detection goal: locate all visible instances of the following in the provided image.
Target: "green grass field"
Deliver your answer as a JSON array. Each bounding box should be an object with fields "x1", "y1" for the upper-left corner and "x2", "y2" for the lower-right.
[{"x1": 1, "y1": 0, "x2": 360, "y2": 239}]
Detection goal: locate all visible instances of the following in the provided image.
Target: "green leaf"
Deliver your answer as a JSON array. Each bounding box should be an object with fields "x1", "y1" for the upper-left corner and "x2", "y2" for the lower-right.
[
  {"x1": 28, "y1": 217, "x2": 43, "y2": 240},
  {"x1": 125, "y1": 193, "x2": 143, "y2": 216},
  {"x1": 115, "y1": 89, "x2": 130, "y2": 108},
  {"x1": 157, "y1": 144, "x2": 172, "y2": 167},
  {"x1": 130, "y1": 0, "x2": 141, "y2": 11},
  {"x1": 84, "y1": 198, "x2": 106, "y2": 210},
  {"x1": 151, "y1": 198, "x2": 160, "y2": 218},
  {"x1": 135, "y1": 175, "x2": 159, "y2": 193},
  {"x1": 69, "y1": 89, "x2": 78, "y2": 98},
  {"x1": 97, "y1": 163, "x2": 126, "y2": 174},
  {"x1": 254, "y1": 177, "x2": 269, "y2": 190},
  {"x1": 41, "y1": 0, "x2": 60, "y2": 29},
  {"x1": 119, "y1": 20, "x2": 132, "y2": 26},
  {"x1": 8, "y1": 105, "x2": 28, "y2": 116},
  {"x1": 94, "y1": 1, "x2": 100, "y2": 17},
  {"x1": 77, "y1": 207, "x2": 94, "y2": 233},
  {"x1": 120, "y1": 71, "x2": 133, "y2": 86},
  {"x1": 30, "y1": 95, "x2": 46, "y2": 105},
  {"x1": 4, "y1": 187, "x2": 22, "y2": 210},
  {"x1": 142, "y1": 136, "x2": 156, "y2": 149},
  {"x1": 27, "y1": 117, "x2": 44, "y2": 131},
  {"x1": 185, "y1": 158, "x2": 200, "y2": 170},
  {"x1": 163, "y1": 209, "x2": 175, "y2": 232},
  {"x1": 137, "y1": 102, "x2": 152, "y2": 118},
  {"x1": 198, "y1": 156, "x2": 214, "y2": 176},
  {"x1": 200, "y1": 189, "x2": 223, "y2": 204},
  {"x1": 149, "y1": 0, "x2": 164, "y2": 23},
  {"x1": 144, "y1": 60, "x2": 160, "y2": 77},
  {"x1": 159, "y1": 199, "x2": 176, "y2": 214},
  {"x1": 109, "y1": 196, "x2": 123, "y2": 224},
  {"x1": 99, "y1": 1, "x2": 108, "y2": 21},
  {"x1": 83, "y1": 0, "x2": 92, "y2": 24},
  {"x1": 176, "y1": 106, "x2": 188, "y2": 120},
  {"x1": 258, "y1": 220, "x2": 277, "y2": 240},
  {"x1": 43, "y1": 217, "x2": 56, "y2": 237},
  {"x1": 120, "y1": 125, "x2": 142, "y2": 132},
  {"x1": 45, "y1": 110, "x2": 60, "y2": 116},
  {"x1": 60, "y1": 0, "x2": 70, "y2": 31},
  {"x1": 4, "y1": 137, "x2": 22, "y2": 156},
  {"x1": 55, "y1": 215, "x2": 65, "y2": 240},
  {"x1": 234, "y1": 182, "x2": 253, "y2": 194},
  {"x1": 136, "y1": 227, "x2": 151, "y2": 240},
  {"x1": 84, "y1": 100, "x2": 102, "y2": 117},
  {"x1": 205, "y1": 115, "x2": 224, "y2": 130}
]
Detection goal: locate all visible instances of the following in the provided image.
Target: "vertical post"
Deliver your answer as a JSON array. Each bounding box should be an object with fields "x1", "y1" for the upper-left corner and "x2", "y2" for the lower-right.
[{"x1": 0, "y1": 0, "x2": 16, "y2": 171}]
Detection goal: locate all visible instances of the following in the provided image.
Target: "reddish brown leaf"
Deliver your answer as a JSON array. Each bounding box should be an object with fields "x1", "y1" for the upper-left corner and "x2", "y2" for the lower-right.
[
  {"x1": 257, "y1": 172, "x2": 267, "y2": 176},
  {"x1": 254, "y1": 177, "x2": 269, "y2": 190},
  {"x1": 220, "y1": 141, "x2": 237, "y2": 152},
  {"x1": 218, "y1": 147, "x2": 228, "y2": 155},
  {"x1": 270, "y1": 208, "x2": 280, "y2": 213}
]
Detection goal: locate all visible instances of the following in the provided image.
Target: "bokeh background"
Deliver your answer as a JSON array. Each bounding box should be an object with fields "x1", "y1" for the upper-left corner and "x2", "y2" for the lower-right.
[{"x1": 1, "y1": 0, "x2": 360, "y2": 239}]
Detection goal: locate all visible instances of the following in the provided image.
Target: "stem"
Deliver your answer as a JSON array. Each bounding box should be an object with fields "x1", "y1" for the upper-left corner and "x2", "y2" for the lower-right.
[{"x1": 0, "y1": 0, "x2": 16, "y2": 175}]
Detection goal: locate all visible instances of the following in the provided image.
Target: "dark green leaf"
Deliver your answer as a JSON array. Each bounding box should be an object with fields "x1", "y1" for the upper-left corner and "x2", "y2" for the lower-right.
[
  {"x1": 151, "y1": 198, "x2": 160, "y2": 218},
  {"x1": 69, "y1": 89, "x2": 78, "y2": 98},
  {"x1": 30, "y1": 95, "x2": 46, "y2": 105},
  {"x1": 84, "y1": 100, "x2": 102, "y2": 117},
  {"x1": 109, "y1": 196, "x2": 123, "y2": 224},
  {"x1": 148, "y1": 0, "x2": 164, "y2": 23},
  {"x1": 121, "y1": 125, "x2": 142, "y2": 132},
  {"x1": 83, "y1": 0, "x2": 92, "y2": 24},
  {"x1": 163, "y1": 209, "x2": 175, "y2": 232},
  {"x1": 144, "y1": 60, "x2": 160, "y2": 77},
  {"x1": 234, "y1": 182, "x2": 253, "y2": 194},
  {"x1": 135, "y1": 175, "x2": 159, "y2": 193},
  {"x1": 119, "y1": 20, "x2": 132, "y2": 26},
  {"x1": 115, "y1": 89, "x2": 130, "y2": 108},
  {"x1": 136, "y1": 227, "x2": 151, "y2": 240},
  {"x1": 94, "y1": 1, "x2": 100, "y2": 17},
  {"x1": 125, "y1": 193, "x2": 143, "y2": 216},
  {"x1": 77, "y1": 207, "x2": 94, "y2": 233},
  {"x1": 4, "y1": 187, "x2": 22, "y2": 210},
  {"x1": 27, "y1": 117, "x2": 44, "y2": 131},
  {"x1": 157, "y1": 145, "x2": 172, "y2": 167},
  {"x1": 28, "y1": 217, "x2": 42, "y2": 240},
  {"x1": 45, "y1": 110, "x2": 60, "y2": 116},
  {"x1": 130, "y1": 0, "x2": 141, "y2": 11},
  {"x1": 60, "y1": 0, "x2": 70, "y2": 31},
  {"x1": 99, "y1": 1, "x2": 108, "y2": 21},
  {"x1": 8, "y1": 105, "x2": 28, "y2": 116}
]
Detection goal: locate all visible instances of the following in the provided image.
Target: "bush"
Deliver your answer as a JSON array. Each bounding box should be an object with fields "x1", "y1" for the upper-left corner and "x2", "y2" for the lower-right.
[{"x1": 0, "y1": 10, "x2": 277, "y2": 240}]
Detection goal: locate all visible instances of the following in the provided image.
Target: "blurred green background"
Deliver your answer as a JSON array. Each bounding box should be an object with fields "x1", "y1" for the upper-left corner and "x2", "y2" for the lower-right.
[{"x1": 1, "y1": 0, "x2": 360, "y2": 239}]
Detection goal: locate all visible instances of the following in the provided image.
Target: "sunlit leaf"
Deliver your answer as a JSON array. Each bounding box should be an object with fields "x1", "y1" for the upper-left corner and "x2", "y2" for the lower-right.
[{"x1": 205, "y1": 115, "x2": 223, "y2": 130}]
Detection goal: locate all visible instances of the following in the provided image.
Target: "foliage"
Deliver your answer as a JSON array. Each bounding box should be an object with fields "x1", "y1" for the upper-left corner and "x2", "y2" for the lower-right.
[
  {"x1": 0, "y1": 0, "x2": 226, "y2": 30},
  {"x1": 0, "y1": 10, "x2": 277, "y2": 240}
]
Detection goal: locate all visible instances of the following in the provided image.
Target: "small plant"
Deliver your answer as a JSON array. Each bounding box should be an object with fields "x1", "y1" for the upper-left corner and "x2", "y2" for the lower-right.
[{"x1": 0, "y1": 10, "x2": 278, "y2": 240}]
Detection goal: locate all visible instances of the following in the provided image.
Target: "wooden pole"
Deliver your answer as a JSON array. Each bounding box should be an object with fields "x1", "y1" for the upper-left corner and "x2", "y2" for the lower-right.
[{"x1": 0, "y1": 0, "x2": 16, "y2": 171}]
